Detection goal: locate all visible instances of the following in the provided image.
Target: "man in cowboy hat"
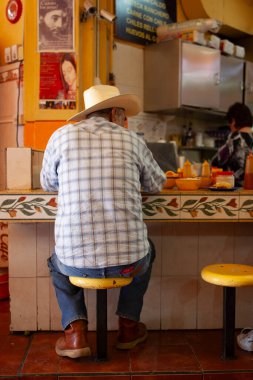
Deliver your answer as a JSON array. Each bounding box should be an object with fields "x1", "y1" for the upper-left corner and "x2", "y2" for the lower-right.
[{"x1": 41, "y1": 84, "x2": 166, "y2": 358}]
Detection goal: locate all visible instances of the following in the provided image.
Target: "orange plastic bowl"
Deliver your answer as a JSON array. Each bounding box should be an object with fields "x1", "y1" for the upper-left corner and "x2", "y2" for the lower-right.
[
  {"x1": 163, "y1": 176, "x2": 179, "y2": 189},
  {"x1": 175, "y1": 177, "x2": 201, "y2": 190}
]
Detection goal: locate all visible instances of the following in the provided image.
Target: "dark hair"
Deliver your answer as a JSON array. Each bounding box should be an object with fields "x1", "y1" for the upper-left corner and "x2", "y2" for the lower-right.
[
  {"x1": 227, "y1": 102, "x2": 253, "y2": 129},
  {"x1": 60, "y1": 53, "x2": 76, "y2": 92}
]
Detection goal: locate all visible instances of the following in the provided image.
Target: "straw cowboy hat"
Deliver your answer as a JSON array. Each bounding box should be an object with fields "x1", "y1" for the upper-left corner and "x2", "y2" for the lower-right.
[{"x1": 68, "y1": 84, "x2": 141, "y2": 122}]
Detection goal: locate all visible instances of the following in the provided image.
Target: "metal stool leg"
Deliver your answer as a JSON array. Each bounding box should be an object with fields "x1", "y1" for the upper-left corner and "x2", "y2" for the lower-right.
[
  {"x1": 222, "y1": 286, "x2": 236, "y2": 360},
  {"x1": 96, "y1": 289, "x2": 107, "y2": 361}
]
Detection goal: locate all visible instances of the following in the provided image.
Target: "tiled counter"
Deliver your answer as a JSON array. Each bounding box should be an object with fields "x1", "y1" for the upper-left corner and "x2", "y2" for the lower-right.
[{"x1": 3, "y1": 188, "x2": 253, "y2": 332}]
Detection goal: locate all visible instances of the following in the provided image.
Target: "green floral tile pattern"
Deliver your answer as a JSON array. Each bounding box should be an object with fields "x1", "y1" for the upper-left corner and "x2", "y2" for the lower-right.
[
  {"x1": 0, "y1": 195, "x2": 57, "y2": 220},
  {"x1": 142, "y1": 195, "x2": 180, "y2": 219},
  {"x1": 0, "y1": 192, "x2": 253, "y2": 222},
  {"x1": 239, "y1": 197, "x2": 253, "y2": 220},
  {"x1": 180, "y1": 196, "x2": 238, "y2": 219}
]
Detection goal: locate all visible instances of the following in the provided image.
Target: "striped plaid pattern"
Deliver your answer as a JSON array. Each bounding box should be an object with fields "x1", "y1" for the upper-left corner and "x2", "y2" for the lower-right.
[{"x1": 41, "y1": 117, "x2": 166, "y2": 268}]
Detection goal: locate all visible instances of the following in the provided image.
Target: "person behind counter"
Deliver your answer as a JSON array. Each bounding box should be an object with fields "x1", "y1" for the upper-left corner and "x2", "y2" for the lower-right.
[
  {"x1": 211, "y1": 102, "x2": 253, "y2": 187},
  {"x1": 40, "y1": 84, "x2": 166, "y2": 358}
]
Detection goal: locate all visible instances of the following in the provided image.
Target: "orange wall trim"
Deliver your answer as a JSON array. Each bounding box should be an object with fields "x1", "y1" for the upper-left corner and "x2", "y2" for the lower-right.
[{"x1": 24, "y1": 121, "x2": 67, "y2": 151}]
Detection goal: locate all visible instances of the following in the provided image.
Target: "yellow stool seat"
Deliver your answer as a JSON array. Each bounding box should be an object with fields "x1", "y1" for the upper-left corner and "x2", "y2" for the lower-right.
[
  {"x1": 201, "y1": 263, "x2": 253, "y2": 287},
  {"x1": 201, "y1": 263, "x2": 253, "y2": 360},
  {"x1": 69, "y1": 276, "x2": 133, "y2": 289}
]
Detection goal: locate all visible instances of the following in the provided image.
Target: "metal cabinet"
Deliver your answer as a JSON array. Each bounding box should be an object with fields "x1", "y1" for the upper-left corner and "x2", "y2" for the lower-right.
[
  {"x1": 144, "y1": 39, "x2": 244, "y2": 114},
  {"x1": 219, "y1": 55, "x2": 244, "y2": 112},
  {"x1": 144, "y1": 39, "x2": 220, "y2": 112},
  {"x1": 244, "y1": 60, "x2": 253, "y2": 114},
  {"x1": 181, "y1": 42, "x2": 220, "y2": 109}
]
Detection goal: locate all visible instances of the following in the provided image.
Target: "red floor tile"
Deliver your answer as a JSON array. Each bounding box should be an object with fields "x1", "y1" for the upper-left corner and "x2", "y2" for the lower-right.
[
  {"x1": 0, "y1": 299, "x2": 10, "y2": 336},
  {"x1": 58, "y1": 342, "x2": 131, "y2": 374},
  {"x1": 21, "y1": 332, "x2": 62, "y2": 375},
  {"x1": 60, "y1": 377, "x2": 130, "y2": 380},
  {"x1": 0, "y1": 334, "x2": 30, "y2": 376},
  {"x1": 185, "y1": 330, "x2": 253, "y2": 372},
  {"x1": 203, "y1": 373, "x2": 253, "y2": 380},
  {"x1": 20, "y1": 377, "x2": 58, "y2": 380},
  {"x1": 130, "y1": 344, "x2": 201, "y2": 373},
  {"x1": 132, "y1": 376, "x2": 202, "y2": 380}
]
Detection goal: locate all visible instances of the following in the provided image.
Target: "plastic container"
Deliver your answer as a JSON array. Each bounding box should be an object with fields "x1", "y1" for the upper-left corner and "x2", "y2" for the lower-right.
[
  {"x1": 0, "y1": 268, "x2": 9, "y2": 300},
  {"x1": 201, "y1": 160, "x2": 211, "y2": 177},
  {"x1": 244, "y1": 153, "x2": 253, "y2": 190},
  {"x1": 175, "y1": 177, "x2": 201, "y2": 190},
  {"x1": 215, "y1": 171, "x2": 235, "y2": 188},
  {"x1": 183, "y1": 160, "x2": 193, "y2": 178}
]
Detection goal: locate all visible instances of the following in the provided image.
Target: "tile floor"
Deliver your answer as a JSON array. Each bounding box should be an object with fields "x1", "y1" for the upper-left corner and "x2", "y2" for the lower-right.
[{"x1": 1, "y1": 299, "x2": 253, "y2": 380}]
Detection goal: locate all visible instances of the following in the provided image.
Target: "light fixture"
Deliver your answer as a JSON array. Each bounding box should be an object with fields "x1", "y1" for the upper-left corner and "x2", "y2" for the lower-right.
[
  {"x1": 99, "y1": 9, "x2": 116, "y2": 23},
  {"x1": 80, "y1": 2, "x2": 116, "y2": 24},
  {"x1": 80, "y1": 0, "x2": 97, "y2": 22}
]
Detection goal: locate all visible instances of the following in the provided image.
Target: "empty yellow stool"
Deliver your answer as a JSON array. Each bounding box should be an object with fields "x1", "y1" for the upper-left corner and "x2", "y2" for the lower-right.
[
  {"x1": 201, "y1": 263, "x2": 253, "y2": 360},
  {"x1": 69, "y1": 276, "x2": 133, "y2": 361}
]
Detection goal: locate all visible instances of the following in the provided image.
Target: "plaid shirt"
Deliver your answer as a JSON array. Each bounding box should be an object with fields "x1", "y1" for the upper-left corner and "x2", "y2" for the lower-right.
[{"x1": 41, "y1": 117, "x2": 166, "y2": 268}]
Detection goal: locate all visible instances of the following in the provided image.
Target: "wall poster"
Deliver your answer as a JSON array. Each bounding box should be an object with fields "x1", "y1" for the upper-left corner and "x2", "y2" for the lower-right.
[
  {"x1": 39, "y1": 52, "x2": 77, "y2": 110},
  {"x1": 115, "y1": 0, "x2": 176, "y2": 46},
  {"x1": 37, "y1": 0, "x2": 74, "y2": 52}
]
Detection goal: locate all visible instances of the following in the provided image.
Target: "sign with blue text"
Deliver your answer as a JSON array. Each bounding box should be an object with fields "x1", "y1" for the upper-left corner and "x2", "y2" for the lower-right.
[{"x1": 115, "y1": 0, "x2": 176, "y2": 45}]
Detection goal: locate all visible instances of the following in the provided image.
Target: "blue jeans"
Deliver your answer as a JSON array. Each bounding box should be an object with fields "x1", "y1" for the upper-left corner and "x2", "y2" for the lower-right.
[{"x1": 47, "y1": 239, "x2": 156, "y2": 329}]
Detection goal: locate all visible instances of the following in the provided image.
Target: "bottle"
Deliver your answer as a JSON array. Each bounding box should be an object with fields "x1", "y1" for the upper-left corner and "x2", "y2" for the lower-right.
[
  {"x1": 181, "y1": 125, "x2": 187, "y2": 146},
  {"x1": 244, "y1": 153, "x2": 253, "y2": 189},
  {"x1": 201, "y1": 160, "x2": 211, "y2": 177},
  {"x1": 183, "y1": 160, "x2": 192, "y2": 178},
  {"x1": 186, "y1": 127, "x2": 194, "y2": 147}
]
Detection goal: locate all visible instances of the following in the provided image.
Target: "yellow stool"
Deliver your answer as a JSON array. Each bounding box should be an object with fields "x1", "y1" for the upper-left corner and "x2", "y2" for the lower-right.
[
  {"x1": 69, "y1": 276, "x2": 133, "y2": 361},
  {"x1": 201, "y1": 263, "x2": 253, "y2": 360}
]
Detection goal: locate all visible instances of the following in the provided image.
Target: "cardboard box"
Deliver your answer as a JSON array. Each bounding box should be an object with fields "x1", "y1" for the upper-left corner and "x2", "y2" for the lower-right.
[{"x1": 6, "y1": 148, "x2": 44, "y2": 190}]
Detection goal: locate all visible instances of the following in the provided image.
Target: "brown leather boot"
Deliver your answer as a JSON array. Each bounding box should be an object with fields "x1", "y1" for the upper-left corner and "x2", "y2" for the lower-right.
[
  {"x1": 116, "y1": 316, "x2": 148, "y2": 350},
  {"x1": 55, "y1": 320, "x2": 91, "y2": 358}
]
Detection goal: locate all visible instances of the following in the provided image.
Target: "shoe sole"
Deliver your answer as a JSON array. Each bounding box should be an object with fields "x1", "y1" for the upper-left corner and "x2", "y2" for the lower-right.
[
  {"x1": 55, "y1": 346, "x2": 91, "y2": 358},
  {"x1": 237, "y1": 336, "x2": 253, "y2": 352},
  {"x1": 116, "y1": 331, "x2": 148, "y2": 350}
]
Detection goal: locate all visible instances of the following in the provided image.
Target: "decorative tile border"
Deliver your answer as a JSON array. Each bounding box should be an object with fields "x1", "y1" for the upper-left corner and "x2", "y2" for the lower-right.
[
  {"x1": 0, "y1": 194, "x2": 57, "y2": 221},
  {"x1": 180, "y1": 194, "x2": 239, "y2": 220},
  {"x1": 1, "y1": 190, "x2": 253, "y2": 222},
  {"x1": 238, "y1": 196, "x2": 253, "y2": 221},
  {"x1": 142, "y1": 195, "x2": 180, "y2": 220}
]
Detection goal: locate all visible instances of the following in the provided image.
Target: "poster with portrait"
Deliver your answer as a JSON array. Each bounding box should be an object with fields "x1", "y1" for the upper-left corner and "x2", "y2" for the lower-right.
[
  {"x1": 37, "y1": 0, "x2": 74, "y2": 52},
  {"x1": 39, "y1": 53, "x2": 77, "y2": 110}
]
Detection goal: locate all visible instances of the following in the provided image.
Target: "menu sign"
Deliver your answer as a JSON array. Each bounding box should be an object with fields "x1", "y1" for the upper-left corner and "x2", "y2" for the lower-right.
[{"x1": 115, "y1": 0, "x2": 176, "y2": 45}]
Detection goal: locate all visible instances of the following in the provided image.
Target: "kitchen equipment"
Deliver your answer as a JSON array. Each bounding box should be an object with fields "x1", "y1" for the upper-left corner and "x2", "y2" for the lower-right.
[{"x1": 147, "y1": 142, "x2": 178, "y2": 172}]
